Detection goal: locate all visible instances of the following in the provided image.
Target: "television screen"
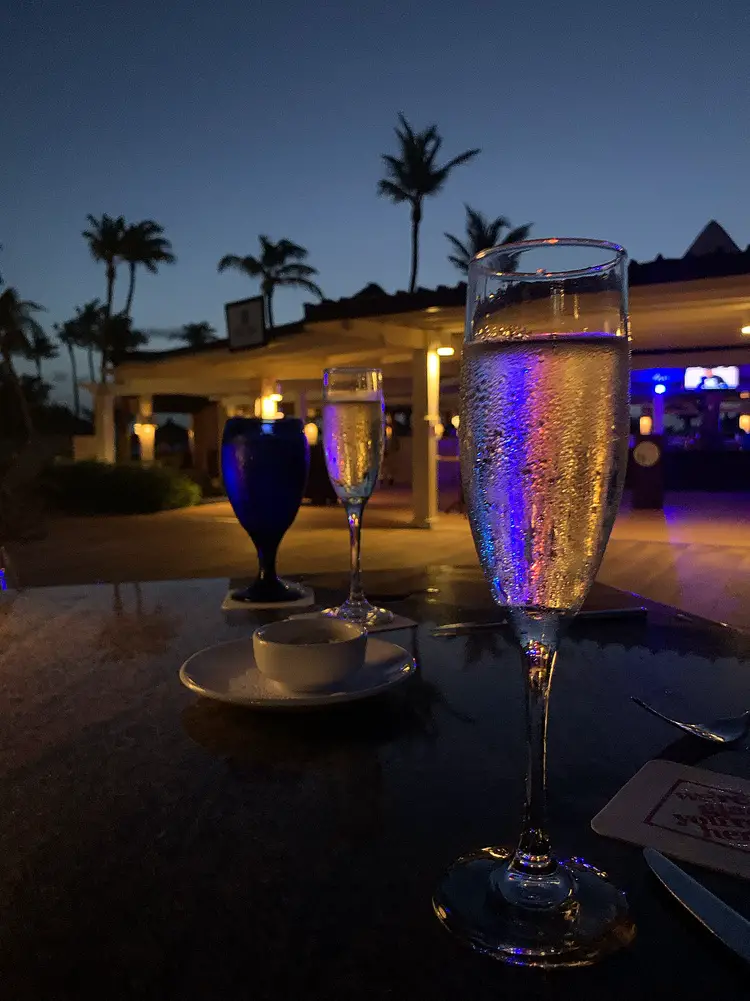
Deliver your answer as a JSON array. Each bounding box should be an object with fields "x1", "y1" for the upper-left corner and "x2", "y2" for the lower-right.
[{"x1": 684, "y1": 366, "x2": 739, "y2": 390}]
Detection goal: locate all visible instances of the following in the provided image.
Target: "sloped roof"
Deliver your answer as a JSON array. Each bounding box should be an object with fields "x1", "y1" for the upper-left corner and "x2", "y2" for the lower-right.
[
  {"x1": 684, "y1": 220, "x2": 741, "y2": 257},
  {"x1": 122, "y1": 232, "x2": 750, "y2": 365}
]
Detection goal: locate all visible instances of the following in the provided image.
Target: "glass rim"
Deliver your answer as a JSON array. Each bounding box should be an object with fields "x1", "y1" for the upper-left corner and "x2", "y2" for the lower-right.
[{"x1": 471, "y1": 237, "x2": 627, "y2": 280}]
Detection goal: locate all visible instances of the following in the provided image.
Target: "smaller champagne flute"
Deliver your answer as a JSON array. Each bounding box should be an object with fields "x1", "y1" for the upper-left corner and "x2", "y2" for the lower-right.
[{"x1": 321, "y1": 367, "x2": 393, "y2": 626}]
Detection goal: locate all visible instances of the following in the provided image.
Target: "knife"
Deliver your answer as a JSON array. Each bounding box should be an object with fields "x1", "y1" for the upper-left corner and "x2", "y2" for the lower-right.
[
  {"x1": 644, "y1": 848, "x2": 750, "y2": 963},
  {"x1": 431, "y1": 605, "x2": 647, "y2": 636}
]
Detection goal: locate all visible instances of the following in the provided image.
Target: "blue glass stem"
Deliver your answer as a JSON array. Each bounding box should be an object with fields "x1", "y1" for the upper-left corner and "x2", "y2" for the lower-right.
[
  {"x1": 256, "y1": 538, "x2": 280, "y2": 588},
  {"x1": 345, "y1": 500, "x2": 366, "y2": 606}
]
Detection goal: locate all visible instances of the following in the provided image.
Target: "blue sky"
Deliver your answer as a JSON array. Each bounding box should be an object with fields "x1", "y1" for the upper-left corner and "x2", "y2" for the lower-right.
[{"x1": 2, "y1": 0, "x2": 749, "y2": 398}]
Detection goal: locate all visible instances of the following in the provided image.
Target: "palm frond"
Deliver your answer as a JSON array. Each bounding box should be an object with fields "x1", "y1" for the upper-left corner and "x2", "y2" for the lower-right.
[
  {"x1": 379, "y1": 117, "x2": 481, "y2": 203},
  {"x1": 276, "y1": 262, "x2": 319, "y2": 279},
  {"x1": 443, "y1": 148, "x2": 481, "y2": 171},
  {"x1": 444, "y1": 233, "x2": 470, "y2": 259},
  {"x1": 275, "y1": 277, "x2": 324, "y2": 299},
  {"x1": 217, "y1": 254, "x2": 262, "y2": 276},
  {"x1": 502, "y1": 223, "x2": 533, "y2": 246},
  {"x1": 274, "y1": 239, "x2": 307, "y2": 261},
  {"x1": 377, "y1": 178, "x2": 409, "y2": 203}
]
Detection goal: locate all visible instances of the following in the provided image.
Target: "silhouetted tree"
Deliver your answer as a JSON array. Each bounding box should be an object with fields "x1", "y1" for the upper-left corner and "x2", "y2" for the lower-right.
[
  {"x1": 72, "y1": 299, "x2": 106, "y2": 381},
  {"x1": 100, "y1": 314, "x2": 147, "y2": 379},
  {"x1": 82, "y1": 214, "x2": 126, "y2": 317},
  {"x1": 445, "y1": 206, "x2": 532, "y2": 275},
  {"x1": 218, "y1": 237, "x2": 323, "y2": 328},
  {"x1": 0, "y1": 287, "x2": 46, "y2": 440},
  {"x1": 121, "y1": 220, "x2": 176, "y2": 316},
  {"x1": 170, "y1": 321, "x2": 218, "y2": 349},
  {"x1": 25, "y1": 327, "x2": 58, "y2": 379},
  {"x1": 55, "y1": 319, "x2": 82, "y2": 417},
  {"x1": 378, "y1": 115, "x2": 480, "y2": 293}
]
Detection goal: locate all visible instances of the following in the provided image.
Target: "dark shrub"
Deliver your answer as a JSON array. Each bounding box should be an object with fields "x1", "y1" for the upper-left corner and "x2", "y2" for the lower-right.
[{"x1": 45, "y1": 461, "x2": 202, "y2": 515}]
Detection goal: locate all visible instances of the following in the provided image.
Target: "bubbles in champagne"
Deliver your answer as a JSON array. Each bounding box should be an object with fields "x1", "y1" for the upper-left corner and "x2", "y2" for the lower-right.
[
  {"x1": 323, "y1": 397, "x2": 385, "y2": 501},
  {"x1": 461, "y1": 334, "x2": 630, "y2": 612}
]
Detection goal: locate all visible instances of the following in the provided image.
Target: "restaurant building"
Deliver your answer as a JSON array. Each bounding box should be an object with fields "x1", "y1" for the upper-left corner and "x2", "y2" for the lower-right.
[{"x1": 105, "y1": 222, "x2": 750, "y2": 525}]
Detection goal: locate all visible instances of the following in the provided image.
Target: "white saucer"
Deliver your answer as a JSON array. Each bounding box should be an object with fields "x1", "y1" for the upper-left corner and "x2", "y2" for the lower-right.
[{"x1": 179, "y1": 636, "x2": 415, "y2": 709}]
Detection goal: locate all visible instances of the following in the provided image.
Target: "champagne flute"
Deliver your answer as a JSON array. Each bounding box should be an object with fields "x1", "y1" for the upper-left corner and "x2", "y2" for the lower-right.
[
  {"x1": 433, "y1": 239, "x2": 635, "y2": 967},
  {"x1": 321, "y1": 367, "x2": 393, "y2": 626}
]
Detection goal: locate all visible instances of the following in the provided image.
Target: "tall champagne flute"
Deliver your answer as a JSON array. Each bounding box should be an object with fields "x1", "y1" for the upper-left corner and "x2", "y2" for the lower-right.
[
  {"x1": 322, "y1": 367, "x2": 393, "y2": 626},
  {"x1": 433, "y1": 239, "x2": 635, "y2": 967}
]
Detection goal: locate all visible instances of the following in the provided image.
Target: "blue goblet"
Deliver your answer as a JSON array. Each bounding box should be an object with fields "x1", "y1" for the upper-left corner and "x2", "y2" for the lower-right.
[{"x1": 222, "y1": 417, "x2": 310, "y2": 603}]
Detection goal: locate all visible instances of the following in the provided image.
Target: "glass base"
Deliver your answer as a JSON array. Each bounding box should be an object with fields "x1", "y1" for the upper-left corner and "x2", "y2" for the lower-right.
[
  {"x1": 232, "y1": 578, "x2": 305, "y2": 603},
  {"x1": 433, "y1": 847, "x2": 635, "y2": 969},
  {"x1": 322, "y1": 600, "x2": 394, "y2": 627}
]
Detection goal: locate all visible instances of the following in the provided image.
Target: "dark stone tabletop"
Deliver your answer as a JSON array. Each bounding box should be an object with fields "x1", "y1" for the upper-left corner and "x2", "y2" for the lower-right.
[{"x1": 1, "y1": 567, "x2": 750, "y2": 1000}]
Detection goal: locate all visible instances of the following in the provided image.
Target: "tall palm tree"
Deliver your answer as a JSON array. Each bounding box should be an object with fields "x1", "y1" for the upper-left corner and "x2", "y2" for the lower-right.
[
  {"x1": 120, "y1": 220, "x2": 176, "y2": 317},
  {"x1": 445, "y1": 206, "x2": 532, "y2": 275},
  {"x1": 82, "y1": 214, "x2": 126, "y2": 317},
  {"x1": 217, "y1": 237, "x2": 323, "y2": 328},
  {"x1": 25, "y1": 327, "x2": 58, "y2": 379},
  {"x1": 377, "y1": 114, "x2": 480, "y2": 293},
  {"x1": 73, "y1": 299, "x2": 106, "y2": 381},
  {"x1": 55, "y1": 320, "x2": 82, "y2": 417},
  {"x1": 170, "y1": 321, "x2": 218, "y2": 349},
  {"x1": 0, "y1": 288, "x2": 46, "y2": 440}
]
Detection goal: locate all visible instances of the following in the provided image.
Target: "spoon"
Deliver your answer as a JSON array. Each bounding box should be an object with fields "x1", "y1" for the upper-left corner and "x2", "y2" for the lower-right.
[{"x1": 630, "y1": 697, "x2": 750, "y2": 744}]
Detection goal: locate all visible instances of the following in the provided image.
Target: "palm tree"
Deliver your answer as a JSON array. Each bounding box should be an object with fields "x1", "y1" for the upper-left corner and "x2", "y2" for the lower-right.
[
  {"x1": 217, "y1": 237, "x2": 323, "y2": 328},
  {"x1": 445, "y1": 206, "x2": 532, "y2": 275},
  {"x1": 170, "y1": 321, "x2": 218, "y2": 349},
  {"x1": 120, "y1": 220, "x2": 176, "y2": 317},
  {"x1": 73, "y1": 299, "x2": 106, "y2": 381},
  {"x1": 0, "y1": 288, "x2": 46, "y2": 439},
  {"x1": 99, "y1": 314, "x2": 147, "y2": 379},
  {"x1": 82, "y1": 214, "x2": 126, "y2": 317},
  {"x1": 377, "y1": 114, "x2": 480, "y2": 293},
  {"x1": 25, "y1": 327, "x2": 58, "y2": 379},
  {"x1": 55, "y1": 320, "x2": 82, "y2": 417}
]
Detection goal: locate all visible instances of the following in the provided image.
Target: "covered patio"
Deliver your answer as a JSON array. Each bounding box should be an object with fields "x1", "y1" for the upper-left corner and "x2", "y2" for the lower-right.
[{"x1": 107, "y1": 244, "x2": 750, "y2": 526}]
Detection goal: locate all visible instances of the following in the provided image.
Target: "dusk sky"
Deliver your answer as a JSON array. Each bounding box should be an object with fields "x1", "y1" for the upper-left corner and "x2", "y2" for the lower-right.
[{"x1": 3, "y1": 0, "x2": 749, "y2": 392}]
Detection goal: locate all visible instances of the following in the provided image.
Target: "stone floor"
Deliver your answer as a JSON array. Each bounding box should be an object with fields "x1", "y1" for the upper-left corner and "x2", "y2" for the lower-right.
[{"x1": 8, "y1": 490, "x2": 750, "y2": 629}]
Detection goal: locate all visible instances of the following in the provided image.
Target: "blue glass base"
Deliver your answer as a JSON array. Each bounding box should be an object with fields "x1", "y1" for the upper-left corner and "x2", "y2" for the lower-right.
[{"x1": 231, "y1": 578, "x2": 306, "y2": 604}]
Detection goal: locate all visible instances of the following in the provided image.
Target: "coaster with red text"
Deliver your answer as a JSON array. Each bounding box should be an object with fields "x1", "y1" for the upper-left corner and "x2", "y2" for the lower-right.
[{"x1": 592, "y1": 760, "x2": 750, "y2": 879}]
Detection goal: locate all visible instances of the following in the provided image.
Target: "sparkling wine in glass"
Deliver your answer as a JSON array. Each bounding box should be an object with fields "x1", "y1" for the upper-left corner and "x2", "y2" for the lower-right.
[
  {"x1": 322, "y1": 367, "x2": 393, "y2": 626},
  {"x1": 433, "y1": 239, "x2": 636, "y2": 967}
]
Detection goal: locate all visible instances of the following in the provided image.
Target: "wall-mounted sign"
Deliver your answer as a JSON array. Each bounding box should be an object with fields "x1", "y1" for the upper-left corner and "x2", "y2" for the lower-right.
[{"x1": 225, "y1": 296, "x2": 266, "y2": 351}]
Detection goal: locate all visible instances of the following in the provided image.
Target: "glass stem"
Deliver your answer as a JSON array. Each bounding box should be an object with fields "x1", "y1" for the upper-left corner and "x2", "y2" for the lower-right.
[
  {"x1": 512, "y1": 634, "x2": 558, "y2": 875},
  {"x1": 345, "y1": 500, "x2": 366, "y2": 604}
]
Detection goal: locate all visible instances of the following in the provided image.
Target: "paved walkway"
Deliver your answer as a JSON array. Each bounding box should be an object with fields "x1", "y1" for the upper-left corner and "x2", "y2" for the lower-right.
[{"x1": 9, "y1": 491, "x2": 750, "y2": 629}]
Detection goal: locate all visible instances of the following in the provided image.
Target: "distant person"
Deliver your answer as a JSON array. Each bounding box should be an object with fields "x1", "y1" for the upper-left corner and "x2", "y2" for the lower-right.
[{"x1": 697, "y1": 369, "x2": 728, "y2": 390}]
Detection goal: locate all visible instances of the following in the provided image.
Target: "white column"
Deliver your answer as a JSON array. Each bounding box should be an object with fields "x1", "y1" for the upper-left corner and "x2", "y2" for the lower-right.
[
  {"x1": 652, "y1": 390, "x2": 665, "y2": 434},
  {"x1": 411, "y1": 346, "x2": 440, "y2": 528},
  {"x1": 93, "y1": 385, "x2": 116, "y2": 463}
]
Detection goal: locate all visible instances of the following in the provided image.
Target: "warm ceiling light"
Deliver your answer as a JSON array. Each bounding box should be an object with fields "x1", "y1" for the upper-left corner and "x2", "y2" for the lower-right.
[
  {"x1": 426, "y1": 306, "x2": 441, "y2": 313},
  {"x1": 437, "y1": 346, "x2": 455, "y2": 357},
  {"x1": 741, "y1": 326, "x2": 750, "y2": 335}
]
